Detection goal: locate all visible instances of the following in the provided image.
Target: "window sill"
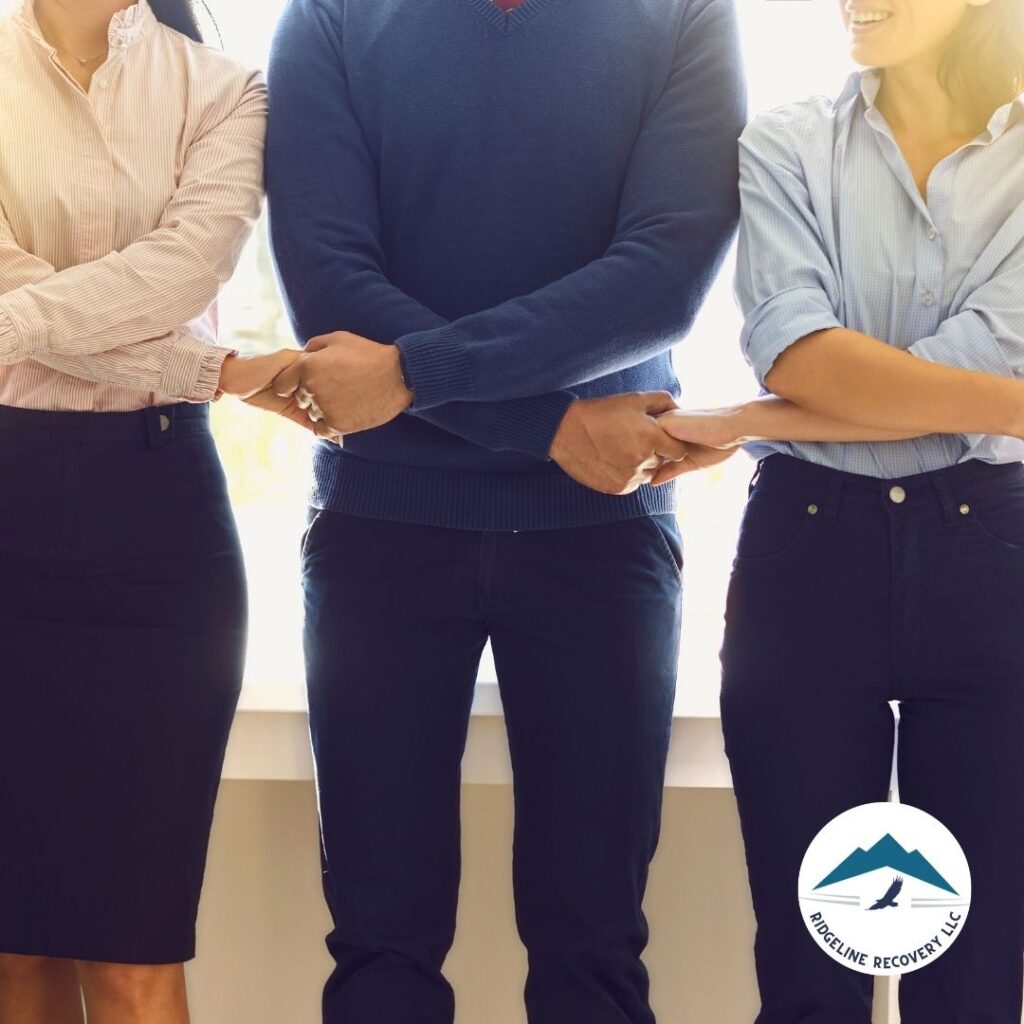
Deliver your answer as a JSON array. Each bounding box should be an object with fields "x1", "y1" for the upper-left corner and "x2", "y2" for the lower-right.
[{"x1": 225, "y1": 678, "x2": 733, "y2": 788}]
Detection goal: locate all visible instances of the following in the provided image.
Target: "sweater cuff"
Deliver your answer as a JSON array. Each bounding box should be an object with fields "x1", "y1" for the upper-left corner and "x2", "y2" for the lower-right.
[
  {"x1": 395, "y1": 325, "x2": 476, "y2": 409},
  {"x1": 0, "y1": 308, "x2": 27, "y2": 364},
  {"x1": 489, "y1": 391, "x2": 577, "y2": 460},
  {"x1": 159, "y1": 336, "x2": 234, "y2": 403}
]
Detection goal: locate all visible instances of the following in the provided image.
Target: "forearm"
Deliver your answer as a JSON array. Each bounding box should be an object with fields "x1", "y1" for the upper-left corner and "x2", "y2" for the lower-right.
[
  {"x1": 736, "y1": 395, "x2": 927, "y2": 444},
  {"x1": 766, "y1": 327, "x2": 1024, "y2": 438},
  {"x1": 0, "y1": 76, "x2": 266, "y2": 363},
  {"x1": 32, "y1": 332, "x2": 233, "y2": 402}
]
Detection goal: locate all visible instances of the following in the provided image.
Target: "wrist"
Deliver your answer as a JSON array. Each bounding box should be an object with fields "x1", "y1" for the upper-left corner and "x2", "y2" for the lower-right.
[
  {"x1": 728, "y1": 401, "x2": 763, "y2": 446},
  {"x1": 217, "y1": 353, "x2": 240, "y2": 394},
  {"x1": 549, "y1": 398, "x2": 581, "y2": 458},
  {"x1": 1007, "y1": 383, "x2": 1024, "y2": 440},
  {"x1": 390, "y1": 346, "x2": 414, "y2": 410}
]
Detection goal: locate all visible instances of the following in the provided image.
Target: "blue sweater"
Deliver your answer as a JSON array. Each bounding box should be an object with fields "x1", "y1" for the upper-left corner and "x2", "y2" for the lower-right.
[{"x1": 265, "y1": 0, "x2": 746, "y2": 531}]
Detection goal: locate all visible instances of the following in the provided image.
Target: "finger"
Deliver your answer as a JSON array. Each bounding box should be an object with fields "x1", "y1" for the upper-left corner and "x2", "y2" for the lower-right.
[
  {"x1": 652, "y1": 431, "x2": 690, "y2": 462},
  {"x1": 273, "y1": 359, "x2": 305, "y2": 398},
  {"x1": 305, "y1": 335, "x2": 332, "y2": 353},
  {"x1": 651, "y1": 454, "x2": 693, "y2": 486},
  {"x1": 655, "y1": 411, "x2": 691, "y2": 440},
  {"x1": 639, "y1": 390, "x2": 679, "y2": 416}
]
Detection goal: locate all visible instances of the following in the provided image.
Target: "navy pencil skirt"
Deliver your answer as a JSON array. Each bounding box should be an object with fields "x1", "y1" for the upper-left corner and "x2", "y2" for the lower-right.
[{"x1": 0, "y1": 401, "x2": 247, "y2": 965}]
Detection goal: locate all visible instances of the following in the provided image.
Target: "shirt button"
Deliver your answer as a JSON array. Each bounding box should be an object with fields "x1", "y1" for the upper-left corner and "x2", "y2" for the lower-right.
[
  {"x1": 889, "y1": 485, "x2": 906, "y2": 504},
  {"x1": 921, "y1": 291, "x2": 935, "y2": 306},
  {"x1": 927, "y1": 227, "x2": 938, "y2": 240}
]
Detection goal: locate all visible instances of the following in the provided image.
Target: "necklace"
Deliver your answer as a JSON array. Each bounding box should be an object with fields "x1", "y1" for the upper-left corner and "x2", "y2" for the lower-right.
[{"x1": 59, "y1": 45, "x2": 107, "y2": 65}]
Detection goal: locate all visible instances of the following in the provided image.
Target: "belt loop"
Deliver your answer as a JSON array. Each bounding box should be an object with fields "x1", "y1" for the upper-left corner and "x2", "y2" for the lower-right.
[
  {"x1": 144, "y1": 405, "x2": 175, "y2": 450},
  {"x1": 820, "y1": 468, "x2": 843, "y2": 526},
  {"x1": 930, "y1": 465, "x2": 958, "y2": 525}
]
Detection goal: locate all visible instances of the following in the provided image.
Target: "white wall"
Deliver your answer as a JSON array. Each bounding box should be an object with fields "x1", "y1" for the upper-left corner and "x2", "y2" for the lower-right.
[{"x1": 186, "y1": 782, "x2": 897, "y2": 1024}]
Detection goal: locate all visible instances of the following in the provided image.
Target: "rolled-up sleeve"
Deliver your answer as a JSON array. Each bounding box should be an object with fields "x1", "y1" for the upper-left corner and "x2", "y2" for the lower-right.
[
  {"x1": 735, "y1": 114, "x2": 843, "y2": 387},
  {"x1": 906, "y1": 242, "x2": 1024, "y2": 453},
  {"x1": 908, "y1": 243, "x2": 1024, "y2": 379}
]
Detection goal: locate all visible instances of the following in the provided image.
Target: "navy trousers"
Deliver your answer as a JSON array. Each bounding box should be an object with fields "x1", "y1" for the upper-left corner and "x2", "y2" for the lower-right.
[
  {"x1": 721, "y1": 453, "x2": 1024, "y2": 1024},
  {"x1": 301, "y1": 509, "x2": 683, "y2": 1024}
]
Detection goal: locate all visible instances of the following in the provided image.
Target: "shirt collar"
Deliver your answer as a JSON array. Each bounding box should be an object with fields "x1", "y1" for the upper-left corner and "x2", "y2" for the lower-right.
[
  {"x1": 836, "y1": 66, "x2": 1024, "y2": 143},
  {"x1": 16, "y1": 0, "x2": 154, "y2": 54}
]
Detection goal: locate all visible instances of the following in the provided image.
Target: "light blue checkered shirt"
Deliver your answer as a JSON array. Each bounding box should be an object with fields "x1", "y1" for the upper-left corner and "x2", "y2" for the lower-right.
[{"x1": 736, "y1": 68, "x2": 1024, "y2": 478}]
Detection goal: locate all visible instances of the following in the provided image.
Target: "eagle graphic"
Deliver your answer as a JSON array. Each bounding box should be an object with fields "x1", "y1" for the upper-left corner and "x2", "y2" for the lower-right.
[{"x1": 867, "y1": 875, "x2": 903, "y2": 910}]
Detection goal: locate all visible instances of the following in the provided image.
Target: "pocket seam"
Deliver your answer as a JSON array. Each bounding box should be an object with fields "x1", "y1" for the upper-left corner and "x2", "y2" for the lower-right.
[
  {"x1": 641, "y1": 515, "x2": 683, "y2": 580},
  {"x1": 300, "y1": 508, "x2": 326, "y2": 562},
  {"x1": 964, "y1": 509, "x2": 1024, "y2": 555},
  {"x1": 733, "y1": 501, "x2": 815, "y2": 565}
]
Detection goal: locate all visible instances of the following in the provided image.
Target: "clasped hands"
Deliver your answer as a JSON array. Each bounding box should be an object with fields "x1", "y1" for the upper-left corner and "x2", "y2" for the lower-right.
[
  {"x1": 218, "y1": 331, "x2": 744, "y2": 494},
  {"x1": 217, "y1": 331, "x2": 412, "y2": 444}
]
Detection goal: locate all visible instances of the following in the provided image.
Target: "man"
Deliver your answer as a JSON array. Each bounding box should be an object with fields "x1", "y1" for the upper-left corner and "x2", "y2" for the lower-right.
[{"x1": 264, "y1": 0, "x2": 745, "y2": 1020}]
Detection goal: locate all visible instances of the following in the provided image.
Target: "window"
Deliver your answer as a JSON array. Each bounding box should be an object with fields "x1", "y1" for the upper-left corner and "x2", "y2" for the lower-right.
[{"x1": 208, "y1": 0, "x2": 853, "y2": 713}]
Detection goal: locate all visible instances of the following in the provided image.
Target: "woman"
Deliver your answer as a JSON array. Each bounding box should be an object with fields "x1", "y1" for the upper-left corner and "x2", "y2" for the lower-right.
[
  {"x1": 658, "y1": 0, "x2": 1024, "y2": 1020},
  {"x1": 0, "y1": 1, "x2": 327, "y2": 1021}
]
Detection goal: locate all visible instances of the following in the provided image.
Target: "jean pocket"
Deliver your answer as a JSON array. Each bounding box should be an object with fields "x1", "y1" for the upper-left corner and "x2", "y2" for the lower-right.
[
  {"x1": 961, "y1": 483, "x2": 1024, "y2": 555},
  {"x1": 299, "y1": 507, "x2": 328, "y2": 563},
  {"x1": 639, "y1": 513, "x2": 684, "y2": 580},
  {"x1": 733, "y1": 489, "x2": 816, "y2": 564}
]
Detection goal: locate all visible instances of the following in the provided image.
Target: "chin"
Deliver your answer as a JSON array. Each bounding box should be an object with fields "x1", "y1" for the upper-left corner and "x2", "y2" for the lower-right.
[{"x1": 848, "y1": 40, "x2": 894, "y2": 68}]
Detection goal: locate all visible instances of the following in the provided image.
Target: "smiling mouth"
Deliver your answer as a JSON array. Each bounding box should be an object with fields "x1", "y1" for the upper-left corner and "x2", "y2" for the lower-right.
[{"x1": 848, "y1": 10, "x2": 893, "y2": 30}]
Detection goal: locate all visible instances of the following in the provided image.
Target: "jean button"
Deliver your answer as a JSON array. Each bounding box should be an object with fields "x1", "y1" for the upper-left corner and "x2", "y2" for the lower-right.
[
  {"x1": 889, "y1": 485, "x2": 906, "y2": 504},
  {"x1": 159, "y1": 414, "x2": 170, "y2": 432}
]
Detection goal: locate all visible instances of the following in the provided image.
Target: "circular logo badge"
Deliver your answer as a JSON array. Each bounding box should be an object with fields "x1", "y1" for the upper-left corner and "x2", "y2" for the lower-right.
[{"x1": 797, "y1": 802, "x2": 971, "y2": 976}]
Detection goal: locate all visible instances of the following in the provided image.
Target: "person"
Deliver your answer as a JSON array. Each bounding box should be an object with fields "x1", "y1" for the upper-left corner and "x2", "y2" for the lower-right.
[
  {"x1": 0, "y1": 2, "x2": 327, "y2": 1022},
  {"x1": 658, "y1": 0, "x2": 1024, "y2": 1020},
  {"x1": 263, "y1": 0, "x2": 746, "y2": 1020}
]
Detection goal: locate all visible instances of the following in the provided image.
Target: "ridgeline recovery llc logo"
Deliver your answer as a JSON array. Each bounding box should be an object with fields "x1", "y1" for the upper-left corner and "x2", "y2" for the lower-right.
[{"x1": 797, "y1": 802, "x2": 972, "y2": 976}]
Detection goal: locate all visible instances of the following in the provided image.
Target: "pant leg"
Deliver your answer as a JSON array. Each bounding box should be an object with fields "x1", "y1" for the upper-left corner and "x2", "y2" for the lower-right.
[
  {"x1": 302, "y1": 510, "x2": 488, "y2": 1024},
  {"x1": 487, "y1": 514, "x2": 682, "y2": 1024},
  {"x1": 896, "y1": 473, "x2": 1024, "y2": 1024},
  {"x1": 720, "y1": 471, "x2": 895, "y2": 1024}
]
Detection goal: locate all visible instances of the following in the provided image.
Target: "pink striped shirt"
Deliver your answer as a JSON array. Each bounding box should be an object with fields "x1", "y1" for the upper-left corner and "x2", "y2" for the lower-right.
[{"x1": 0, "y1": 0, "x2": 267, "y2": 411}]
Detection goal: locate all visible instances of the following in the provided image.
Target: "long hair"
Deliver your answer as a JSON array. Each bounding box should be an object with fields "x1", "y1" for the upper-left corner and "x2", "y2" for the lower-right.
[
  {"x1": 148, "y1": 0, "x2": 203, "y2": 42},
  {"x1": 939, "y1": 0, "x2": 1024, "y2": 126}
]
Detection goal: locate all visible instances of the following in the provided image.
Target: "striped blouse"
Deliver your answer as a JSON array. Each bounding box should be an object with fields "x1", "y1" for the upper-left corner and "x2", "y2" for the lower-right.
[
  {"x1": 0, "y1": 0, "x2": 267, "y2": 412},
  {"x1": 736, "y1": 68, "x2": 1024, "y2": 477}
]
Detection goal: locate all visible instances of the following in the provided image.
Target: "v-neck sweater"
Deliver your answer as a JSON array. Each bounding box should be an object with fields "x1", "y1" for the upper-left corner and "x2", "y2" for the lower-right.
[{"x1": 265, "y1": 0, "x2": 746, "y2": 531}]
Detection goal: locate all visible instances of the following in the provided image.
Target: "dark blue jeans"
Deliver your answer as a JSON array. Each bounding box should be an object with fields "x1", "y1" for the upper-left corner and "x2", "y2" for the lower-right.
[
  {"x1": 721, "y1": 453, "x2": 1024, "y2": 1024},
  {"x1": 301, "y1": 510, "x2": 683, "y2": 1024}
]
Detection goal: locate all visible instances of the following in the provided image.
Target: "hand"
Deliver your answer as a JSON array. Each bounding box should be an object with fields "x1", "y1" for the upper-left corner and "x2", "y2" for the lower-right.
[
  {"x1": 656, "y1": 406, "x2": 747, "y2": 450},
  {"x1": 241, "y1": 387, "x2": 343, "y2": 443},
  {"x1": 650, "y1": 442, "x2": 737, "y2": 485},
  {"x1": 272, "y1": 331, "x2": 413, "y2": 434},
  {"x1": 549, "y1": 391, "x2": 689, "y2": 495},
  {"x1": 218, "y1": 349, "x2": 302, "y2": 400}
]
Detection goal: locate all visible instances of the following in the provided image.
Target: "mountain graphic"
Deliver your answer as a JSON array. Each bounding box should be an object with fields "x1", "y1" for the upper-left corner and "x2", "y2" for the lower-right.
[{"x1": 813, "y1": 833, "x2": 957, "y2": 894}]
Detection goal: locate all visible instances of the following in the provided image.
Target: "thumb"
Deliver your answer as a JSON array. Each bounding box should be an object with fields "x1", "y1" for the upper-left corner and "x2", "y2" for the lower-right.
[{"x1": 273, "y1": 358, "x2": 305, "y2": 399}]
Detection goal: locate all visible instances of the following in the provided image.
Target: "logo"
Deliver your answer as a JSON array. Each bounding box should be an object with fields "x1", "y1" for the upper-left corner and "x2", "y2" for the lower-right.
[{"x1": 797, "y1": 802, "x2": 971, "y2": 975}]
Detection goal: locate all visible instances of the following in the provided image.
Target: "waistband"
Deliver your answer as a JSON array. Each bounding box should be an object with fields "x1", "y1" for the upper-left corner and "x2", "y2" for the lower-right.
[
  {"x1": 751, "y1": 452, "x2": 1024, "y2": 524},
  {"x1": 0, "y1": 402, "x2": 209, "y2": 448}
]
